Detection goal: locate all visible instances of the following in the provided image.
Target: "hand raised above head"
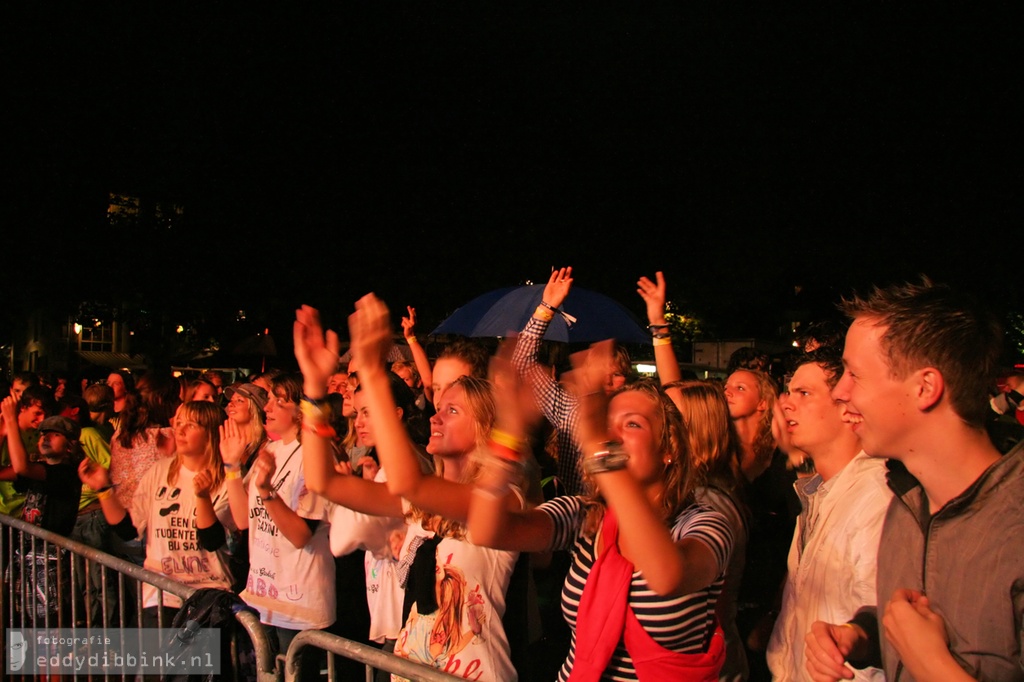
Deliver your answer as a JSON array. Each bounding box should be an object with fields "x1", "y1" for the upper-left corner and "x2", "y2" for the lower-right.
[
  {"x1": 0, "y1": 395, "x2": 18, "y2": 430},
  {"x1": 564, "y1": 340, "x2": 616, "y2": 447},
  {"x1": 637, "y1": 271, "x2": 668, "y2": 324},
  {"x1": 294, "y1": 304, "x2": 341, "y2": 397},
  {"x1": 542, "y1": 267, "x2": 573, "y2": 310},
  {"x1": 348, "y1": 293, "x2": 393, "y2": 374},
  {"x1": 401, "y1": 306, "x2": 417, "y2": 337},
  {"x1": 488, "y1": 337, "x2": 541, "y2": 441}
]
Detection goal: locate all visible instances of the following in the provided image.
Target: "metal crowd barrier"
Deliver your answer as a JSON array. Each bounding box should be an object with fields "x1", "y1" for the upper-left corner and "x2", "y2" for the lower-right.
[
  {"x1": 0, "y1": 513, "x2": 276, "y2": 681},
  {"x1": 285, "y1": 629, "x2": 465, "y2": 682},
  {"x1": 1, "y1": 514, "x2": 466, "y2": 681}
]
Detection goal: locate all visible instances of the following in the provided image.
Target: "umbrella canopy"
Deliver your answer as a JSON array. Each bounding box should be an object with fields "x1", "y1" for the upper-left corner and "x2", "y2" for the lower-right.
[{"x1": 431, "y1": 284, "x2": 650, "y2": 344}]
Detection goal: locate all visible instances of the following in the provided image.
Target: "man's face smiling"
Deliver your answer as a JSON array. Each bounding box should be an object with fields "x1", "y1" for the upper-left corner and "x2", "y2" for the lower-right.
[{"x1": 831, "y1": 317, "x2": 916, "y2": 459}]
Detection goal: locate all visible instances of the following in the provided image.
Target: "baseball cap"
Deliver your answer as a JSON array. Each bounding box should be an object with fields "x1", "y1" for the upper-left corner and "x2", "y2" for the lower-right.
[
  {"x1": 225, "y1": 383, "x2": 269, "y2": 412},
  {"x1": 38, "y1": 415, "x2": 81, "y2": 441}
]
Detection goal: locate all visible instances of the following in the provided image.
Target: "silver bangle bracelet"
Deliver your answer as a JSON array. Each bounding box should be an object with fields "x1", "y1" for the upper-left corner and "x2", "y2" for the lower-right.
[{"x1": 583, "y1": 441, "x2": 629, "y2": 476}]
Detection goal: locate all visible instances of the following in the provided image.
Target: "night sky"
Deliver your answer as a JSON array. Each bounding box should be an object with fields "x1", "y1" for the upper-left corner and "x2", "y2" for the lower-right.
[{"x1": 6, "y1": 5, "x2": 1021, "y2": 351}]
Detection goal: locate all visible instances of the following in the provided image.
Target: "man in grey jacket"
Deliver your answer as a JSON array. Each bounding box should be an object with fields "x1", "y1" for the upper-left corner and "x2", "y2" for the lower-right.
[{"x1": 803, "y1": 279, "x2": 1024, "y2": 682}]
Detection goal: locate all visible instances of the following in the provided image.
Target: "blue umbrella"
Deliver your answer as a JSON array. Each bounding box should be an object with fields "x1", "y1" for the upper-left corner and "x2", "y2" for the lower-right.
[{"x1": 431, "y1": 284, "x2": 651, "y2": 344}]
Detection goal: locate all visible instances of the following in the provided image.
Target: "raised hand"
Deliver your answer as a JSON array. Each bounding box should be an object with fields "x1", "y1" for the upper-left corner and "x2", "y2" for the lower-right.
[
  {"x1": 564, "y1": 340, "x2": 615, "y2": 448},
  {"x1": 488, "y1": 338, "x2": 541, "y2": 442},
  {"x1": 637, "y1": 271, "x2": 668, "y2": 325},
  {"x1": 348, "y1": 293, "x2": 394, "y2": 374},
  {"x1": 0, "y1": 395, "x2": 16, "y2": 439},
  {"x1": 0, "y1": 395, "x2": 17, "y2": 424},
  {"x1": 401, "y1": 306, "x2": 417, "y2": 338},
  {"x1": 219, "y1": 419, "x2": 246, "y2": 468},
  {"x1": 294, "y1": 304, "x2": 341, "y2": 398},
  {"x1": 542, "y1": 267, "x2": 573, "y2": 310}
]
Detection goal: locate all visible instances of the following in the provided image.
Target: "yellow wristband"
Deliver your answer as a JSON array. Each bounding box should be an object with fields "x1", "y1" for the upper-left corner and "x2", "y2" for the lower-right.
[
  {"x1": 405, "y1": 336, "x2": 419, "y2": 344},
  {"x1": 225, "y1": 469, "x2": 242, "y2": 481},
  {"x1": 300, "y1": 399, "x2": 331, "y2": 421},
  {"x1": 490, "y1": 428, "x2": 525, "y2": 452},
  {"x1": 96, "y1": 488, "x2": 115, "y2": 501},
  {"x1": 533, "y1": 306, "x2": 555, "y2": 322},
  {"x1": 653, "y1": 337, "x2": 672, "y2": 346}
]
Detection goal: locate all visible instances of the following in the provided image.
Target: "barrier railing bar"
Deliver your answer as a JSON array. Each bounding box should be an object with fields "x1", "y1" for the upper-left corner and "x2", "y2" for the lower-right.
[
  {"x1": 284, "y1": 629, "x2": 465, "y2": 682},
  {"x1": 1, "y1": 514, "x2": 279, "y2": 682}
]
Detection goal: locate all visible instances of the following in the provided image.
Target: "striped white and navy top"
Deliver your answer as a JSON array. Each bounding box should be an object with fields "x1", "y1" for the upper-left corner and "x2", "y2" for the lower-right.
[{"x1": 538, "y1": 496, "x2": 733, "y2": 682}]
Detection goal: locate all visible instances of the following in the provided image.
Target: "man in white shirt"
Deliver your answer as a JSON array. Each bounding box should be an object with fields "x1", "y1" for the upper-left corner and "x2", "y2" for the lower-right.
[{"x1": 766, "y1": 347, "x2": 892, "y2": 682}]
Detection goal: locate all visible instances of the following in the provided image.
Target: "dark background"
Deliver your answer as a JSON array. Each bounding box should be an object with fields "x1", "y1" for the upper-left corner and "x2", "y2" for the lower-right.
[{"x1": 5, "y1": 4, "x2": 1021, "y2": 355}]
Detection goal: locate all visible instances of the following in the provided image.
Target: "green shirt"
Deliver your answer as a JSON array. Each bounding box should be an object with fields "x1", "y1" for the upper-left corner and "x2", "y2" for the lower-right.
[
  {"x1": 78, "y1": 426, "x2": 112, "y2": 510},
  {"x1": 0, "y1": 429, "x2": 40, "y2": 516}
]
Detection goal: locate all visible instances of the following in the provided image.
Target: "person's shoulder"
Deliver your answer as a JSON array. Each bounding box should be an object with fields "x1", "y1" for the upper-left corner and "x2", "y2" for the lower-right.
[
  {"x1": 846, "y1": 452, "x2": 892, "y2": 488},
  {"x1": 673, "y1": 502, "x2": 730, "y2": 530},
  {"x1": 537, "y1": 493, "x2": 585, "y2": 514},
  {"x1": 141, "y1": 455, "x2": 173, "y2": 480}
]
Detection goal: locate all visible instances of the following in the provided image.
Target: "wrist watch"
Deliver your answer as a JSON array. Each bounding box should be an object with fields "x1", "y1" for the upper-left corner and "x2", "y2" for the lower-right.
[{"x1": 583, "y1": 441, "x2": 629, "y2": 476}]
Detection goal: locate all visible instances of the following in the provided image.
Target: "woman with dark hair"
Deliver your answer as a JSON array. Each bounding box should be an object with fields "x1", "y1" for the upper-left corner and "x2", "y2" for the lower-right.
[
  {"x1": 106, "y1": 369, "x2": 135, "y2": 425},
  {"x1": 184, "y1": 378, "x2": 217, "y2": 403},
  {"x1": 110, "y1": 370, "x2": 180, "y2": 511},
  {"x1": 80, "y1": 401, "x2": 236, "y2": 625}
]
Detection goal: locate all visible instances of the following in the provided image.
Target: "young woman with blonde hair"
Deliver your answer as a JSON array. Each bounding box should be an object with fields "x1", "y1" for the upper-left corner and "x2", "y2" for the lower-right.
[
  {"x1": 294, "y1": 297, "x2": 521, "y2": 681},
  {"x1": 669, "y1": 380, "x2": 750, "y2": 682},
  {"x1": 723, "y1": 369, "x2": 778, "y2": 482},
  {"x1": 79, "y1": 401, "x2": 236, "y2": 624},
  {"x1": 468, "y1": 340, "x2": 734, "y2": 681}
]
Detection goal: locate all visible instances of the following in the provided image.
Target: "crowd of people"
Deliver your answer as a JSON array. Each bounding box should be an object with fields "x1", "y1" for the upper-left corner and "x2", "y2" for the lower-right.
[{"x1": 0, "y1": 270, "x2": 1022, "y2": 682}]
